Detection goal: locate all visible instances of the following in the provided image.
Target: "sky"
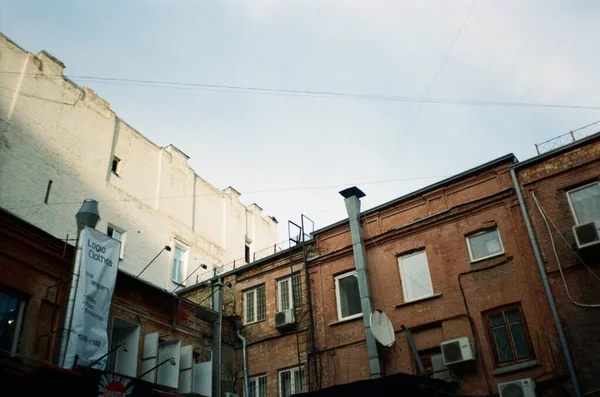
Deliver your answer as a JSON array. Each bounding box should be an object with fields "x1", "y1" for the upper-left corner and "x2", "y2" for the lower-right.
[{"x1": 2, "y1": 0, "x2": 599, "y2": 242}]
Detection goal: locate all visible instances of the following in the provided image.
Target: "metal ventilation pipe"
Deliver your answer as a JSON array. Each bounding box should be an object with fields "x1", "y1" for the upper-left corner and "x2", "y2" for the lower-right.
[{"x1": 339, "y1": 187, "x2": 382, "y2": 378}]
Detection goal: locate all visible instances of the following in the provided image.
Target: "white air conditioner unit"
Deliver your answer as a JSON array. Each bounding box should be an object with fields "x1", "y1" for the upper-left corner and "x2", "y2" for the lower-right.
[
  {"x1": 573, "y1": 221, "x2": 600, "y2": 249},
  {"x1": 274, "y1": 308, "x2": 296, "y2": 330},
  {"x1": 440, "y1": 337, "x2": 476, "y2": 367},
  {"x1": 498, "y1": 378, "x2": 536, "y2": 397}
]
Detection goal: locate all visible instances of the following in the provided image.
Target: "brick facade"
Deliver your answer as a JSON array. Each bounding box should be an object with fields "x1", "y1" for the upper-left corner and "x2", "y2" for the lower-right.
[
  {"x1": 0, "y1": 208, "x2": 231, "y2": 394},
  {"x1": 515, "y1": 134, "x2": 600, "y2": 395}
]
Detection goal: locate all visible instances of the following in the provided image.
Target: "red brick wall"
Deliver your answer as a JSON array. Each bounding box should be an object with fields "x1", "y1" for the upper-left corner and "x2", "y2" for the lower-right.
[
  {"x1": 516, "y1": 136, "x2": 600, "y2": 394},
  {"x1": 0, "y1": 211, "x2": 71, "y2": 363},
  {"x1": 310, "y1": 161, "x2": 562, "y2": 395}
]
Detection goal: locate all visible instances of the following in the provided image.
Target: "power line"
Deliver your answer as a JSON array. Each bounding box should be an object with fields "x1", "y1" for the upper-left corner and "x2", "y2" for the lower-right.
[
  {"x1": 1, "y1": 71, "x2": 599, "y2": 110},
  {"x1": 381, "y1": 0, "x2": 477, "y2": 182},
  {"x1": 4, "y1": 175, "x2": 450, "y2": 211}
]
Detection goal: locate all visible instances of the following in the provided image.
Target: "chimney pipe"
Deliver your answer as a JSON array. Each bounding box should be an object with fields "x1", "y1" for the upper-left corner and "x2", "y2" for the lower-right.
[{"x1": 339, "y1": 187, "x2": 382, "y2": 378}]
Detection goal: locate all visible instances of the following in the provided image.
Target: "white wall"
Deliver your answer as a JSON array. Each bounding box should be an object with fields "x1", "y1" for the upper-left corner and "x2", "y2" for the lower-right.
[{"x1": 0, "y1": 34, "x2": 278, "y2": 289}]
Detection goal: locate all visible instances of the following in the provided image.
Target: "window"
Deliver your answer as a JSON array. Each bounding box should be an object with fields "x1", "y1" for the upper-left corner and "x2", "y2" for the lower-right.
[
  {"x1": 398, "y1": 251, "x2": 434, "y2": 302},
  {"x1": 485, "y1": 305, "x2": 533, "y2": 366},
  {"x1": 249, "y1": 375, "x2": 267, "y2": 397},
  {"x1": 245, "y1": 245, "x2": 251, "y2": 263},
  {"x1": 567, "y1": 182, "x2": 600, "y2": 225},
  {"x1": 243, "y1": 284, "x2": 266, "y2": 325},
  {"x1": 171, "y1": 244, "x2": 189, "y2": 284},
  {"x1": 0, "y1": 288, "x2": 26, "y2": 353},
  {"x1": 111, "y1": 156, "x2": 121, "y2": 175},
  {"x1": 335, "y1": 271, "x2": 362, "y2": 321},
  {"x1": 466, "y1": 228, "x2": 505, "y2": 262},
  {"x1": 277, "y1": 273, "x2": 302, "y2": 311},
  {"x1": 108, "y1": 318, "x2": 140, "y2": 377},
  {"x1": 279, "y1": 366, "x2": 305, "y2": 397},
  {"x1": 107, "y1": 225, "x2": 126, "y2": 259}
]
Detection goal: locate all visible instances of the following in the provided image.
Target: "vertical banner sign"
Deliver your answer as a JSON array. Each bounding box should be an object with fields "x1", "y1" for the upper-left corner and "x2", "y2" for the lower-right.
[{"x1": 64, "y1": 226, "x2": 120, "y2": 369}]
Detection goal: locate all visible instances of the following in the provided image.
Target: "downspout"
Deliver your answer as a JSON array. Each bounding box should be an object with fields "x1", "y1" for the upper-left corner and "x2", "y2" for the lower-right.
[
  {"x1": 339, "y1": 187, "x2": 382, "y2": 378},
  {"x1": 212, "y1": 278, "x2": 223, "y2": 397},
  {"x1": 234, "y1": 318, "x2": 249, "y2": 397},
  {"x1": 510, "y1": 168, "x2": 581, "y2": 397}
]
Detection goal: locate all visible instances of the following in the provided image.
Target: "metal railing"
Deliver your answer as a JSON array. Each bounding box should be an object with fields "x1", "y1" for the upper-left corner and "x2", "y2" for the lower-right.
[
  {"x1": 195, "y1": 235, "x2": 312, "y2": 283},
  {"x1": 535, "y1": 121, "x2": 600, "y2": 155}
]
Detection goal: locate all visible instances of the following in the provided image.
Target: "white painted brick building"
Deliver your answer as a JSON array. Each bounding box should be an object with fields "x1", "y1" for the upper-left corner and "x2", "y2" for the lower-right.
[{"x1": 0, "y1": 34, "x2": 278, "y2": 289}]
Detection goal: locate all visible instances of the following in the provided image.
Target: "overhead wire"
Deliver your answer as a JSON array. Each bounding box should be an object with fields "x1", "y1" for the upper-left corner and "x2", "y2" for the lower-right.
[
  {"x1": 381, "y1": 0, "x2": 477, "y2": 182},
  {"x1": 1, "y1": 71, "x2": 599, "y2": 110},
  {"x1": 4, "y1": 175, "x2": 450, "y2": 211},
  {"x1": 531, "y1": 191, "x2": 600, "y2": 308}
]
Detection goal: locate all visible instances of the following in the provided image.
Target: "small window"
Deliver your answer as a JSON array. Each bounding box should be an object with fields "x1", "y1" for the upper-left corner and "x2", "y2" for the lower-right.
[
  {"x1": 0, "y1": 288, "x2": 26, "y2": 354},
  {"x1": 485, "y1": 304, "x2": 533, "y2": 366},
  {"x1": 111, "y1": 156, "x2": 121, "y2": 175},
  {"x1": 335, "y1": 271, "x2": 362, "y2": 321},
  {"x1": 171, "y1": 244, "x2": 189, "y2": 284},
  {"x1": 249, "y1": 375, "x2": 267, "y2": 397},
  {"x1": 243, "y1": 284, "x2": 266, "y2": 325},
  {"x1": 398, "y1": 251, "x2": 434, "y2": 302},
  {"x1": 279, "y1": 366, "x2": 305, "y2": 397},
  {"x1": 277, "y1": 273, "x2": 302, "y2": 311},
  {"x1": 466, "y1": 228, "x2": 504, "y2": 262},
  {"x1": 107, "y1": 225, "x2": 126, "y2": 259},
  {"x1": 245, "y1": 245, "x2": 251, "y2": 263},
  {"x1": 567, "y1": 182, "x2": 600, "y2": 225}
]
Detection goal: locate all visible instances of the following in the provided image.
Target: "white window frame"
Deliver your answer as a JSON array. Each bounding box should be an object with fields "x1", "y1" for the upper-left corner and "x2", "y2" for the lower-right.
[
  {"x1": 108, "y1": 317, "x2": 140, "y2": 377},
  {"x1": 277, "y1": 277, "x2": 293, "y2": 311},
  {"x1": 249, "y1": 374, "x2": 267, "y2": 397},
  {"x1": 0, "y1": 290, "x2": 26, "y2": 354},
  {"x1": 398, "y1": 251, "x2": 434, "y2": 302},
  {"x1": 243, "y1": 285, "x2": 265, "y2": 325},
  {"x1": 107, "y1": 224, "x2": 126, "y2": 259},
  {"x1": 171, "y1": 242, "x2": 189, "y2": 285},
  {"x1": 334, "y1": 270, "x2": 362, "y2": 321},
  {"x1": 566, "y1": 182, "x2": 600, "y2": 225},
  {"x1": 465, "y1": 228, "x2": 505, "y2": 262},
  {"x1": 278, "y1": 366, "x2": 305, "y2": 397}
]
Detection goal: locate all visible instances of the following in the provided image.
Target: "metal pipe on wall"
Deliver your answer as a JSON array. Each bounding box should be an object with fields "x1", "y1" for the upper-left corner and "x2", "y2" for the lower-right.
[
  {"x1": 509, "y1": 168, "x2": 581, "y2": 397},
  {"x1": 340, "y1": 187, "x2": 382, "y2": 379}
]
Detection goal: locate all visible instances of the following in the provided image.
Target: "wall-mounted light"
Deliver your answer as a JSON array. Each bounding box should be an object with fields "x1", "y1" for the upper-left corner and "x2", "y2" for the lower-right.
[{"x1": 137, "y1": 245, "x2": 171, "y2": 278}]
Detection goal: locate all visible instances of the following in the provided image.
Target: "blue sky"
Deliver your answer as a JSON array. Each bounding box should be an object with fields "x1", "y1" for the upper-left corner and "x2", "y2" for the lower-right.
[{"x1": 2, "y1": 0, "x2": 599, "y2": 241}]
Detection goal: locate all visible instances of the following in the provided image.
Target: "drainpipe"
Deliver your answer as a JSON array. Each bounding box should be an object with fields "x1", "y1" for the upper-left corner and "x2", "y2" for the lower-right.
[
  {"x1": 212, "y1": 278, "x2": 223, "y2": 397},
  {"x1": 339, "y1": 187, "x2": 382, "y2": 378},
  {"x1": 510, "y1": 169, "x2": 581, "y2": 397},
  {"x1": 234, "y1": 318, "x2": 249, "y2": 397}
]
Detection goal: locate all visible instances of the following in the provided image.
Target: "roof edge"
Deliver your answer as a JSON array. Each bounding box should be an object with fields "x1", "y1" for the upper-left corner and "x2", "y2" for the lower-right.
[{"x1": 314, "y1": 153, "x2": 517, "y2": 235}]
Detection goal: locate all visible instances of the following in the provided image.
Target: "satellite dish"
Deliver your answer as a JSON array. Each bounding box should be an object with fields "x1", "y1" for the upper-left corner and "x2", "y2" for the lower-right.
[{"x1": 370, "y1": 310, "x2": 396, "y2": 347}]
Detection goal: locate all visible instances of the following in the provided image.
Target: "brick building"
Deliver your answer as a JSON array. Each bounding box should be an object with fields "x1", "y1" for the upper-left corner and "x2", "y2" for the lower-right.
[
  {"x1": 0, "y1": 207, "x2": 234, "y2": 396},
  {"x1": 513, "y1": 132, "x2": 600, "y2": 396},
  {"x1": 181, "y1": 154, "x2": 583, "y2": 396}
]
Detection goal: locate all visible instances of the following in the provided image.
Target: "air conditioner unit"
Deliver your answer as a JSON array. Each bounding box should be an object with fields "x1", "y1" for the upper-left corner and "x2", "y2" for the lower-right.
[
  {"x1": 224, "y1": 393, "x2": 238, "y2": 397},
  {"x1": 274, "y1": 308, "x2": 296, "y2": 330},
  {"x1": 573, "y1": 221, "x2": 600, "y2": 249},
  {"x1": 498, "y1": 378, "x2": 536, "y2": 397},
  {"x1": 440, "y1": 337, "x2": 476, "y2": 367}
]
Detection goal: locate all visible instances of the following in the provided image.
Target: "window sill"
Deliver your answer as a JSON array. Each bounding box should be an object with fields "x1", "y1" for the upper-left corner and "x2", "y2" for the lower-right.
[
  {"x1": 243, "y1": 319, "x2": 266, "y2": 326},
  {"x1": 469, "y1": 252, "x2": 505, "y2": 264},
  {"x1": 395, "y1": 293, "x2": 442, "y2": 308},
  {"x1": 493, "y1": 360, "x2": 538, "y2": 376},
  {"x1": 329, "y1": 314, "x2": 363, "y2": 327}
]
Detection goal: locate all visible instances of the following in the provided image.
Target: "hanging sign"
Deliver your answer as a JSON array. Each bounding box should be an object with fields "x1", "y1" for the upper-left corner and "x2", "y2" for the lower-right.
[{"x1": 64, "y1": 226, "x2": 120, "y2": 369}]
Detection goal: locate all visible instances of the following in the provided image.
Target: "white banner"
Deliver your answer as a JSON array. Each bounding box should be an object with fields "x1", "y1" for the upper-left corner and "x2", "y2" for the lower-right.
[{"x1": 64, "y1": 226, "x2": 120, "y2": 369}]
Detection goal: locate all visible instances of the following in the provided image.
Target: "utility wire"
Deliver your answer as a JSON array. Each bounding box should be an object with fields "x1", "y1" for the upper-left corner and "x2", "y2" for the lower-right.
[
  {"x1": 1, "y1": 72, "x2": 599, "y2": 110},
  {"x1": 381, "y1": 0, "x2": 477, "y2": 182},
  {"x1": 4, "y1": 175, "x2": 450, "y2": 211}
]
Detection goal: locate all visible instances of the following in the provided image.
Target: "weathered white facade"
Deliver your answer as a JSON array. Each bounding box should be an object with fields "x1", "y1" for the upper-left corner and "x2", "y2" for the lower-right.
[{"x1": 0, "y1": 34, "x2": 278, "y2": 289}]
